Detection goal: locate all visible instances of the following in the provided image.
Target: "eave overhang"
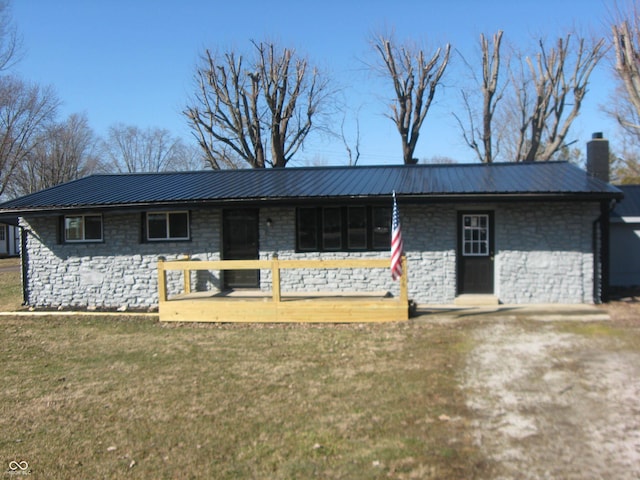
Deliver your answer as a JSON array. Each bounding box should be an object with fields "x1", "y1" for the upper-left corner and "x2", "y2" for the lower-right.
[{"x1": 0, "y1": 190, "x2": 623, "y2": 219}]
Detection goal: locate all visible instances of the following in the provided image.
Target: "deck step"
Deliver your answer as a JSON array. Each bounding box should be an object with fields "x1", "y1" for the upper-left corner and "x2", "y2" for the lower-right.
[{"x1": 454, "y1": 294, "x2": 500, "y2": 306}]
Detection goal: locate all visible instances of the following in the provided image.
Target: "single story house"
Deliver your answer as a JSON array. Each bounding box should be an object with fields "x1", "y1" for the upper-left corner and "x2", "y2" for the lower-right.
[
  {"x1": 0, "y1": 139, "x2": 622, "y2": 314},
  {"x1": 610, "y1": 184, "x2": 640, "y2": 288}
]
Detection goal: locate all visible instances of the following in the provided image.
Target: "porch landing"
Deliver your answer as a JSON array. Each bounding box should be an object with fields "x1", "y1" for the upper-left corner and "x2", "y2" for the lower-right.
[
  {"x1": 160, "y1": 290, "x2": 408, "y2": 323},
  {"x1": 157, "y1": 257, "x2": 410, "y2": 323},
  {"x1": 454, "y1": 294, "x2": 500, "y2": 306}
]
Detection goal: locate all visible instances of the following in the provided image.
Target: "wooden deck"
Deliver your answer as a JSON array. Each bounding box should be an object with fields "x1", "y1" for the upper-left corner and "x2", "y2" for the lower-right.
[{"x1": 157, "y1": 256, "x2": 409, "y2": 323}]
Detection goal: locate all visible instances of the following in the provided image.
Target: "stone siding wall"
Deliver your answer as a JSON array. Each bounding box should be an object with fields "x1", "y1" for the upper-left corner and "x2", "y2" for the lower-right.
[
  {"x1": 21, "y1": 210, "x2": 222, "y2": 310},
  {"x1": 20, "y1": 201, "x2": 601, "y2": 309},
  {"x1": 495, "y1": 202, "x2": 598, "y2": 304}
]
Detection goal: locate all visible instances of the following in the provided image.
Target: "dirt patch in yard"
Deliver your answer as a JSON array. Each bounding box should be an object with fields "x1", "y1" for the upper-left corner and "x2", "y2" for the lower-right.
[{"x1": 461, "y1": 304, "x2": 640, "y2": 479}]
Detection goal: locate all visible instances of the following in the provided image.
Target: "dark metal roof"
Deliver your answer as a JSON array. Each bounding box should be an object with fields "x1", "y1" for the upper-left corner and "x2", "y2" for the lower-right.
[
  {"x1": 0, "y1": 162, "x2": 623, "y2": 215},
  {"x1": 612, "y1": 185, "x2": 640, "y2": 218}
]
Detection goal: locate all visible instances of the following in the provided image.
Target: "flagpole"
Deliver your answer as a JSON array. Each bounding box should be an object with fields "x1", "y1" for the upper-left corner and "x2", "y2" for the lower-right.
[{"x1": 390, "y1": 190, "x2": 404, "y2": 281}]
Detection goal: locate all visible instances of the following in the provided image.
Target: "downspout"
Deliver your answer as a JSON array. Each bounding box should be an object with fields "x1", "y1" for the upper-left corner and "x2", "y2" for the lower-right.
[
  {"x1": 599, "y1": 200, "x2": 611, "y2": 303},
  {"x1": 20, "y1": 225, "x2": 29, "y2": 306},
  {"x1": 592, "y1": 199, "x2": 616, "y2": 304}
]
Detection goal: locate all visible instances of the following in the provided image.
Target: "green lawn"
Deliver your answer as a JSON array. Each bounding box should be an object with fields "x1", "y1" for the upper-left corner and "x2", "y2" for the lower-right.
[
  {"x1": 0, "y1": 316, "x2": 484, "y2": 479},
  {"x1": 0, "y1": 257, "x2": 21, "y2": 311},
  {"x1": 3, "y1": 260, "x2": 639, "y2": 478},
  {"x1": 0, "y1": 260, "x2": 488, "y2": 478}
]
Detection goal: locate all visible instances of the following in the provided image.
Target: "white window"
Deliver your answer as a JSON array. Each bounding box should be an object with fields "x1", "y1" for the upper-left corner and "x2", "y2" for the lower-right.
[
  {"x1": 146, "y1": 211, "x2": 190, "y2": 241},
  {"x1": 65, "y1": 215, "x2": 103, "y2": 242},
  {"x1": 462, "y1": 214, "x2": 489, "y2": 256}
]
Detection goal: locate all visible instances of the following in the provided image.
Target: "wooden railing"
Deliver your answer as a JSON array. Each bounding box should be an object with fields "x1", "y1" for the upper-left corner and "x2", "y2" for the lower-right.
[
  {"x1": 157, "y1": 255, "x2": 408, "y2": 305},
  {"x1": 157, "y1": 255, "x2": 409, "y2": 322}
]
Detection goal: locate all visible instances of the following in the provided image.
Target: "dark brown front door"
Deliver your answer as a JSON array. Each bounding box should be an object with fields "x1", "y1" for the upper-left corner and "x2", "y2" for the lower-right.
[
  {"x1": 457, "y1": 212, "x2": 494, "y2": 294},
  {"x1": 222, "y1": 209, "x2": 259, "y2": 289}
]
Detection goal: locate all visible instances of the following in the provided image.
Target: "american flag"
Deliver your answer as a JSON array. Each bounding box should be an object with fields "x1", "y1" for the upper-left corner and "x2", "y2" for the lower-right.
[{"x1": 390, "y1": 191, "x2": 404, "y2": 280}]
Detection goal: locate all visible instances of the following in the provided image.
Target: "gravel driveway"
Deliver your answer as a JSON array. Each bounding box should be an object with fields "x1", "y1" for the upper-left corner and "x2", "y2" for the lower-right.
[{"x1": 461, "y1": 312, "x2": 640, "y2": 479}]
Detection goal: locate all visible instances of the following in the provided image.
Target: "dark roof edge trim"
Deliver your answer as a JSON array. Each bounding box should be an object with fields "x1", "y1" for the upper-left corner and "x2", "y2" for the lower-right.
[{"x1": 0, "y1": 191, "x2": 623, "y2": 216}]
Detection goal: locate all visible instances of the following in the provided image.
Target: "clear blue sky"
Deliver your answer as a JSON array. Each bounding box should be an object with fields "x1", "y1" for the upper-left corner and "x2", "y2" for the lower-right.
[{"x1": 12, "y1": 0, "x2": 618, "y2": 166}]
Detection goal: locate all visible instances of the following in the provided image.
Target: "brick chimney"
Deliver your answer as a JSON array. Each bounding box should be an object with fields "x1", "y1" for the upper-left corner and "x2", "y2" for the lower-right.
[{"x1": 586, "y1": 132, "x2": 610, "y2": 183}]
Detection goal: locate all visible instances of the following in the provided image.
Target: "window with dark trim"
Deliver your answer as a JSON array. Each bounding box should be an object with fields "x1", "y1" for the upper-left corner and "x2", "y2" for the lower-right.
[
  {"x1": 297, "y1": 207, "x2": 318, "y2": 251},
  {"x1": 296, "y1": 206, "x2": 391, "y2": 252},
  {"x1": 146, "y1": 211, "x2": 190, "y2": 241},
  {"x1": 322, "y1": 207, "x2": 342, "y2": 250},
  {"x1": 347, "y1": 206, "x2": 367, "y2": 249},
  {"x1": 372, "y1": 207, "x2": 391, "y2": 250},
  {"x1": 64, "y1": 214, "x2": 103, "y2": 242}
]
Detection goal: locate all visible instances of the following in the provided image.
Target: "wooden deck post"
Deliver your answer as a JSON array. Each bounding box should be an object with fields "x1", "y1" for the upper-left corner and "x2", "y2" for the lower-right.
[
  {"x1": 182, "y1": 254, "x2": 191, "y2": 295},
  {"x1": 400, "y1": 255, "x2": 408, "y2": 304},
  {"x1": 157, "y1": 257, "x2": 167, "y2": 303},
  {"x1": 272, "y1": 254, "x2": 281, "y2": 303}
]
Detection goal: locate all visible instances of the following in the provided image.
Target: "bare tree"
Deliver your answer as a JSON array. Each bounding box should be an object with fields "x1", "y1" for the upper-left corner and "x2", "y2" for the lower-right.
[
  {"x1": 0, "y1": 76, "x2": 59, "y2": 197},
  {"x1": 606, "y1": 81, "x2": 640, "y2": 141},
  {"x1": 610, "y1": 4, "x2": 640, "y2": 142},
  {"x1": 372, "y1": 33, "x2": 451, "y2": 164},
  {"x1": 171, "y1": 142, "x2": 208, "y2": 171},
  {"x1": 340, "y1": 110, "x2": 361, "y2": 166},
  {"x1": 103, "y1": 123, "x2": 193, "y2": 173},
  {"x1": 424, "y1": 155, "x2": 457, "y2": 164},
  {"x1": 9, "y1": 113, "x2": 100, "y2": 196},
  {"x1": 611, "y1": 149, "x2": 640, "y2": 184},
  {"x1": 0, "y1": 0, "x2": 22, "y2": 73},
  {"x1": 454, "y1": 31, "x2": 505, "y2": 163},
  {"x1": 185, "y1": 40, "x2": 331, "y2": 169},
  {"x1": 506, "y1": 34, "x2": 605, "y2": 162}
]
